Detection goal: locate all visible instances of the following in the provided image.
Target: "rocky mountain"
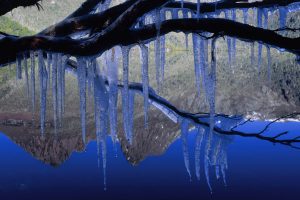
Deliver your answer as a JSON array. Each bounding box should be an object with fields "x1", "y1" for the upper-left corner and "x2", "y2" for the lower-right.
[{"x1": 4, "y1": 0, "x2": 126, "y2": 32}]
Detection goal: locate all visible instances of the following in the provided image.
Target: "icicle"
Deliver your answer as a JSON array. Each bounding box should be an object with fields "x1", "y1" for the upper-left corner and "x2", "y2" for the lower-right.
[
  {"x1": 160, "y1": 36, "x2": 166, "y2": 82},
  {"x1": 153, "y1": 9, "x2": 164, "y2": 89},
  {"x1": 94, "y1": 73, "x2": 108, "y2": 190},
  {"x1": 267, "y1": 47, "x2": 272, "y2": 80},
  {"x1": 242, "y1": 8, "x2": 248, "y2": 24},
  {"x1": 257, "y1": 44, "x2": 262, "y2": 74},
  {"x1": 87, "y1": 60, "x2": 94, "y2": 95},
  {"x1": 105, "y1": 49, "x2": 119, "y2": 143},
  {"x1": 182, "y1": 9, "x2": 189, "y2": 51},
  {"x1": 128, "y1": 91, "x2": 135, "y2": 144},
  {"x1": 16, "y1": 54, "x2": 22, "y2": 80},
  {"x1": 207, "y1": 38, "x2": 217, "y2": 145},
  {"x1": 23, "y1": 55, "x2": 30, "y2": 102},
  {"x1": 30, "y1": 51, "x2": 36, "y2": 116},
  {"x1": 61, "y1": 56, "x2": 67, "y2": 114},
  {"x1": 52, "y1": 54, "x2": 58, "y2": 131},
  {"x1": 209, "y1": 39, "x2": 217, "y2": 131},
  {"x1": 38, "y1": 51, "x2": 48, "y2": 135},
  {"x1": 224, "y1": 11, "x2": 232, "y2": 65},
  {"x1": 139, "y1": 44, "x2": 149, "y2": 128},
  {"x1": 199, "y1": 37, "x2": 208, "y2": 97},
  {"x1": 263, "y1": 8, "x2": 269, "y2": 29},
  {"x1": 101, "y1": 139, "x2": 107, "y2": 191},
  {"x1": 155, "y1": 37, "x2": 161, "y2": 92},
  {"x1": 47, "y1": 53, "x2": 52, "y2": 86},
  {"x1": 250, "y1": 43, "x2": 255, "y2": 66},
  {"x1": 231, "y1": 10, "x2": 236, "y2": 65},
  {"x1": 121, "y1": 46, "x2": 131, "y2": 142},
  {"x1": 279, "y1": 7, "x2": 287, "y2": 29},
  {"x1": 257, "y1": 8, "x2": 263, "y2": 28},
  {"x1": 195, "y1": 126, "x2": 204, "y2": 180},
  {"x1": 154, "y1": 9, "x2": 162, "y2": 36},
  {"x1": 180, "y1": 119, "x2": 191, "y2": 180},
  {"x1": 197, "y1": 0, "x2": 201, "y2": 19},
  {"x1": 220, "y1": 150, "x2": 227, "y2": 186},
  {"x1": 160, "y1": 10, "x2": 166, "y2": 83},
  {"x1": 192, "y1": 34, "x2": 201, "y2": 96},
  {"x1": 77, "y1": 57, "x2": 87, "y2": 144},
  {"x1": 263, "y1": 9, "x2": 271, "y2": 80},
  {"x1": 202, "y1": 127, "x2": 213, "y2": 193},
  {"x1": 94, "y1": 74, "x2": 103, "y2": 147},
  {"x1": 203, "y1": 39, "x2": 217, "y2": 194},
  {"x1": 171, "y1": 8, "x2": 178, "y2": 19},
  {"x1": 231, "y1": 9, "x2": 236, "y2": 21},
  {"x1": 181, "y1": 0, "x2": 184, "y2": 8},
  {"x1": 57, "y1": 54, "x2": 63, "y2": 126},
  {"x1": 257, "y1": 9, "x2": 263, "y2": 74},
  {"x1": 215, "y1": 165, "x2": 220, "y2": 179},
  {"x1": 211, "y1": 137, "x2": 222, "y2": 166}
]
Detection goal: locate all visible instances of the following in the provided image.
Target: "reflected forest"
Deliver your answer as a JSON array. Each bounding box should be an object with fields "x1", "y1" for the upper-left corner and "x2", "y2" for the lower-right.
[{"x1": 0, "y1": 0, "x2": 300, "y2": 199}]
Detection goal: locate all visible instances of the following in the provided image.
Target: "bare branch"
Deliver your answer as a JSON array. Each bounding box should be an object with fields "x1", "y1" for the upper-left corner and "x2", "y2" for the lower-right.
[{"x1": 0, "y1": 0, "x2": 43, "y2": 16}]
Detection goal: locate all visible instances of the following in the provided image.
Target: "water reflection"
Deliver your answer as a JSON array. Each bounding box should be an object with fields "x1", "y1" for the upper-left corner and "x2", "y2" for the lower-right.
[{"x1": 1, "y1": 113, "x2": 299, "y2": 197}]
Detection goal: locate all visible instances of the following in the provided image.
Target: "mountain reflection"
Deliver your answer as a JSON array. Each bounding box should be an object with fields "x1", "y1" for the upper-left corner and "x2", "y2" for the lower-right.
[{"x1": 0, "y1": 109, "x2": 180, "y2": 166}]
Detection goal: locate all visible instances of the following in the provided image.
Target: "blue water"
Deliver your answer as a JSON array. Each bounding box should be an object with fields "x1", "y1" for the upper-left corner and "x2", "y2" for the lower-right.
[{"x1": 0, "y1": 121, "x2": 300, "y2": 200}]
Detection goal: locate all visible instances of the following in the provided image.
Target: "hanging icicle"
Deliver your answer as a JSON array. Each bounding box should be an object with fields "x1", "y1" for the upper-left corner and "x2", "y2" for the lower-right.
[
  {"x1": 57, "y1": 54, "x2": 63, "y2": 127},
  {"x1": 204, "y1": 127, "x2": 212, "y2": 193},
  {"x1": 77, "y1": 57, "x2": 87, "y2": 144},
  {"x1": 279, "y1": 7, "x2": 287, "y2": 29},
  {"x1": 192, "y1": 34, "x2": 201, "y2": 97},
  {"x1": 180, "y1": 118, "x2": 191, "y2": 180},
  {"x1": 197, "y1": 0, "x2": 201, "y2": 19},
  {"x1": 47, "y1": 53, "x2": 52, "y2": 86},
  {"x1": 250, "y1": 43, "x2": 255, "y2": 67},
  {"x1": 257, "y1": 8, "x2": 263, "y2": 74},
  {"x1": 263, "y1": 8, "x2": 269, "y2": 29},
  {"x1": 155, "y1": 9, "x2": 162, "y2": 36},
  {"x1": 199, "y1": 37, "x2": 208, "y2": 98},
  {"x1": 94, "y1": 73, "x2": 109, "y2": 191},
  {"x1": 101, "y1": 139, "x2": 107, "y2": 191},
  {"x1": 171, "y1": 8, "x2": 178, "y2": 19},
  {"x1": 243, "y1": 8, "x2": 248, "y2": 24},
  {"x1": 203, "y1": 38, "x2": 218, "y2": 194},
  {"x1": 128, "y1": 91, "x2": 135, "y2": 143},
  {"x1": 38, "y1": 51, "x2": 48, "y2": 135},
  {"x1": 30, "y1": 51, "x2": 36, "y2": 116},
  {"x1": 105, "y1": 48, "x2": 119, "y2": 143},
  {"x1": 155, "y1": 36, "x2": 161, "y2": 92},
  {"x1": 121, "y1": 46, "x2": 131, "y2": 142},
  {"x1": 139, "y1": 44, "x2": 149, "y2": 128},
  {"x1": 61, "y1": 56, "x2": 67, "y2": 114},
  {"x1": 231, "y1": 9, "x2": 236, "y2": 65},
  {"x1": 23, "y1": 55, "x2": 30, "y2": 102},
  {"x1": 52, "y1": 53, "x2": 58, "y2": 131},
  {"x1": 267, "y1": 47, "x2": 272, "y2": 81},
  {"x1": 263, "y1": 9, "x2": 272, "y2": 81},
  {"x1": 16, "y1": 54, "x2": 22, "y2": 80},
  {"x1": 183, "y1": 9, "x2": 189, "y2": 51},
  {"x1": 224, "y1": 10, "x2": 232, "y2": 65},
  {"x1": 195, "y1": 126, "x2": 204, "y2": 180}
]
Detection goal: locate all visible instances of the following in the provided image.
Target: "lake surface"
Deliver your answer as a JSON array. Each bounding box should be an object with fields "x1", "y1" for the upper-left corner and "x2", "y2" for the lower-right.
[{"x1": 0, "y1": 121, "x2": 300, "y2": 200}]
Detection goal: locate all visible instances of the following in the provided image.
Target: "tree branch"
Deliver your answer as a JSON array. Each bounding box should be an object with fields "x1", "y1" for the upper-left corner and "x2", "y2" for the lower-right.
[
  {"x1": 0, "y1": 18, "x2": 299, "y2": 66},
  {"x1": 0, "y1": 0, "x2": 43, "y2": 16},
  {"x1": 103, "y1": 76, "x2": 300, "y2": 149}
]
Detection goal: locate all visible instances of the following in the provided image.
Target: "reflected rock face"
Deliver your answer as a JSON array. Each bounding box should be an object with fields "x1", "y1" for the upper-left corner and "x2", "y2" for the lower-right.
[
  {"x1": 0, "y1": 113, "x2": 88, "y2": 166},
  {"x1": 118, "y1": 109, "x2": 179, "y2": 165},
  {"x1": 0, "y1": 109, "x2": 180, "y2": 167}
]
